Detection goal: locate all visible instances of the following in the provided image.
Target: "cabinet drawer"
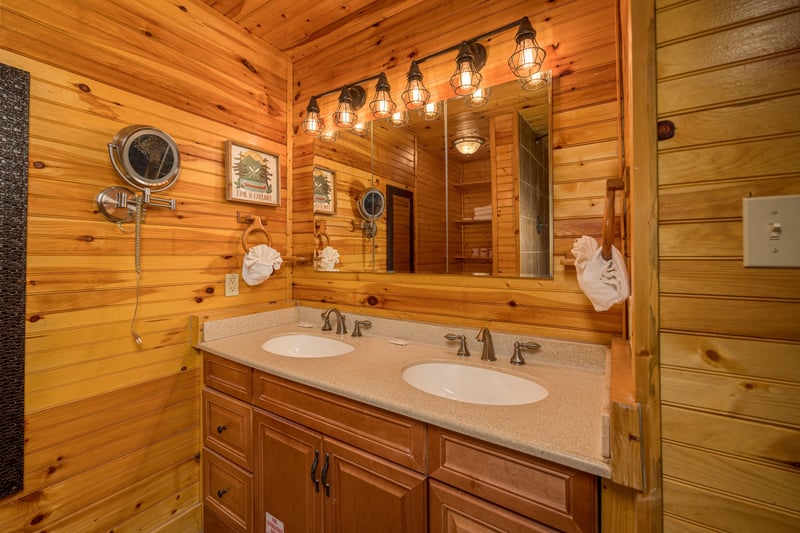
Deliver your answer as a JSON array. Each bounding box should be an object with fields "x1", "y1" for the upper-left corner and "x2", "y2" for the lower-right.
[
  {"x1": 429, "y1": 428, "x2": 597, "y2": 532},
  {"x1": 204, "y1": 352, "x2": 252, "y2": 402},
  {"x1": 204, "y1": 388, "x2": 253, "y2": 469},
  {"x1": 204, "y1": 449, "x2": 253, "y2": 533},
  {"x1": 429, "y1": 480, "x2": 557, "y2": 533},
  {"x1": 253, "y1": 370, "x2": 427, "y2": 473}
]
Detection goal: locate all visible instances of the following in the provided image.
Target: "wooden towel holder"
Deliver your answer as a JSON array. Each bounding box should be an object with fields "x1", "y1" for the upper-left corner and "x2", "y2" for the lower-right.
[
  {"x1": 239, "y1": 213, "x2": 271, "y2": 252},
  {"x1": 561, "y1": 177, "x2": 625, "y2": 266}
]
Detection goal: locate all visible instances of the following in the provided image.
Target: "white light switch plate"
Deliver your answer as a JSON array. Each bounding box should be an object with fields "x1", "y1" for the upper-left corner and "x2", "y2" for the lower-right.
[{"x1": 743, "y1": 194, "x2": 800, "y2": 267}]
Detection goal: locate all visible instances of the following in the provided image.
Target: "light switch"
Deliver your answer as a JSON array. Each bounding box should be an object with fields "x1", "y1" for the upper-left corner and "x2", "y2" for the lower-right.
[{"x1": 743, "y1": 194, "x2": 800, "y2": 267}]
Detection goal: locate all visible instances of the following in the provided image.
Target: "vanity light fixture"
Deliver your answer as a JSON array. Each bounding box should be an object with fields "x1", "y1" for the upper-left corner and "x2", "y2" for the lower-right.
[
  {"x1": 520, "y1": 70, "x2": 551, "y2": 91},
  {"x1": 333, "y1": 85, "x2": 366, "y2": 129},
  {"x1": 369, "y1": 72, "x2": 396, "y2": 119},
  {"x1": 301, "y1": 96, "x2": 324, "y2": 136},
  {"x1": 401, "y1": 61, "x2": 430, "y2": 110},
  {"x1": 465, "y1": 87, "x2": 490, "y2": 107},
  {"x1": 387, "y1": 110, "x2": 410, "y2": 128},
  {"x1": 299, "y1": 16, "x2": 547, "y2": 136},
  {"x1": 508, "y1": 17, "x2": 546, "y2": 78},
  {"x1": 420, "y1": 101, "x2": 441, "y2": 121},
  {"x1": 450, "y1": 41, "x2": 486, "y2": 96},
  {"x1": 453, "y1": 136, "x2": 484, "y2": 155}
]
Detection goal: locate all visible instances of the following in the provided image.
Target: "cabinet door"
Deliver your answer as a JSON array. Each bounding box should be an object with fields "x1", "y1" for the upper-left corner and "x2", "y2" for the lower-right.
[
  {"x1": 254, "y1": 409, "x2": 324, "y2": 533},
  {"x1": 204, "y1": 387, "x2": 252, "y2": 469},
  {"x1": 429, "y1": 480, "x2": 557, "y2": 533},
  {"x1": 204, "y1": 449, "x2": 253, "y2": 533},
  {"x1": 323, "y1": 438, "x2": 427, "y2": 533}
]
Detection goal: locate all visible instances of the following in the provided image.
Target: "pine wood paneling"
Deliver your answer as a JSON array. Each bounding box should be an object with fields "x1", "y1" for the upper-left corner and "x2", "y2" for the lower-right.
[
  {"x1": 656, "y1": 2, "x2": 800, "y2": 530},
  {"x1": 0, "y1": 0, "x2": 289, "y2": 530}
]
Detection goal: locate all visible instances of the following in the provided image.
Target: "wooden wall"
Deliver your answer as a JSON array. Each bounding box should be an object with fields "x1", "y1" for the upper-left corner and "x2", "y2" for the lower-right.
[
  {"x1": 655, "y1": 1, "x2": 800, "y2": 531},
  {"x1": 291, "y1": 0, "x2": 626, "y2": 344},
  {"x1": 0, "y1": 1, "x2": 289, "y2": 530}
]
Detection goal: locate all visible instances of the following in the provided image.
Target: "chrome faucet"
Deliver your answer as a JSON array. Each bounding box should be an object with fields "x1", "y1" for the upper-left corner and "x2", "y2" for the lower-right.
[
  {"x1": 321, "y1": 308, "x2": 347, "y2": 335},
  {"x1": 476, "y1": 327, "x2": 496, "y2": 361}
]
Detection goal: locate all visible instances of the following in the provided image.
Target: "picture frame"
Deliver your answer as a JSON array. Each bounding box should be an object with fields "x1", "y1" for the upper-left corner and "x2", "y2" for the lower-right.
[
  {"x1": 313, "y1": 166, "x2": 336, "y2": 215},
  {"x1": 226, "y1": 140, "x2": 280, "y2": 206}
]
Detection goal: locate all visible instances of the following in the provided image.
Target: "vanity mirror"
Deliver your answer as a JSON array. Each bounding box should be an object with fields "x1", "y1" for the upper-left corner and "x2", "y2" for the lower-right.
[{"x1": 310, "y1": 75, "x2": 552, "y2": 278}]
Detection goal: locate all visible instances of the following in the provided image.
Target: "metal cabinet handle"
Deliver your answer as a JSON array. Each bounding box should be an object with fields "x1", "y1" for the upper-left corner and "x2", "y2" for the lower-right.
[
  {"x1": 216, "y1": 425, "x2": 227, "y2": 434},
  {"x1": 310, "y1": 449, "x2": 320, "y2": 493},
  {"x1": 217, "y1": 488, "x2": 227, "y2": 498},
  {"x1": 320, "y1": 453, "x2": 331, "y2": 497}
]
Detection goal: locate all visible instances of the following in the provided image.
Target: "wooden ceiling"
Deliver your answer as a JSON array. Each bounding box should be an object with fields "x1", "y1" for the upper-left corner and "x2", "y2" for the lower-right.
[{"x1": 200, "y1": 0, "x2": 426, "y2": 60}]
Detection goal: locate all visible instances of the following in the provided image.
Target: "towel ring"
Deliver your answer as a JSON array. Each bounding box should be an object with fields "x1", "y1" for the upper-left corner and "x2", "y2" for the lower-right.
[
  {"x1": 242, "y1": 216, "x2": 272, "y2": 252},
  {"x1": 315, "y1": 231, "x2": 331, "y2": 251}
]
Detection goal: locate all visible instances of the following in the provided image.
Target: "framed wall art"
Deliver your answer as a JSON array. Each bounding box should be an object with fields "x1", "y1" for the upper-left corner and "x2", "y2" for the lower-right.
[
  {"x1": 313, "y1": 166, "x2": 336, "y2": 214},
  {"x1": 226, "y1": 140, "x2": 280, "y2": 206}
]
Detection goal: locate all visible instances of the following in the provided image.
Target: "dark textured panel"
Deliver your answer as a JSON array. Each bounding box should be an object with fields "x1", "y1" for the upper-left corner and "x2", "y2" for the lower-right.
[{"x1": 0, "y1": 63, "x2": 29, "y2": 499}]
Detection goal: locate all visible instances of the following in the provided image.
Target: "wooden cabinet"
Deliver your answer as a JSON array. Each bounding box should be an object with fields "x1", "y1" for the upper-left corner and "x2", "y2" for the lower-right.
[
  {"x1": 202, "y1": 352, "x2": 598, "y2": 533},
  {"x1": 254, "y1": 409, "x2": 426, "y2": 533},
  {"x1": 429, "y1": 427, "x2": 598, "y2": 532}
]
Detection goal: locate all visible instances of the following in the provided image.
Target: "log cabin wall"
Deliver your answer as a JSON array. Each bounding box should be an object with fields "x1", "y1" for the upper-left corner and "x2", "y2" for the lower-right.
[
  {"x1": 0, "y1": 1, "x2": 289, "y2": 530},
  {"x1": 291, "y1": 0, "x2": 626, "y2": 344},
  {"x1": 655, "y1": 2, "x2": 800, "y2": 531}
]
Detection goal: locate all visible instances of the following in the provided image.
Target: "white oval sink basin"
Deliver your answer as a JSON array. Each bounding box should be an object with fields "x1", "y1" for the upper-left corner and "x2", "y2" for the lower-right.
[
  {"x1": 261, "y1": 334, "x2": 354, "y2": 358},
  {"x1": 402, "y1": 362, "x2": 548, "y2": 406}
]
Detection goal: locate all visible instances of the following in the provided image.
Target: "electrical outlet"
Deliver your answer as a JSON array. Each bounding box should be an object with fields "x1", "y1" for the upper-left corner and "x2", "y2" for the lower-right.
[{"x1": 225, "y1": 273, "x2": 239, "y2": 296}]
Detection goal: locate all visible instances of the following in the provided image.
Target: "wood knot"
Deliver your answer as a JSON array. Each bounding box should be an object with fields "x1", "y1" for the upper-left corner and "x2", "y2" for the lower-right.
[
  {"x1": 508, "y1": 300, "x2": 517, "y2": 307},
  {"x1": 33, "y1": 161, "x2": 45, "y2": 168},
  {"x1": 80, "y1": 235, "x2": 94, "y2": 242},
  {"x1": 178, "y1": 5, "x2": 187, "y2": 11},
  {"x1": 741, "y1": 382, "x2": 755, "y2": 390},
  {"x1": 205, "y1": 286, "x2": 215, "y2": 294},
  {"x1": 703, "y1": 349, "x2": 721, "y2": 362},
  {"x1": 29, "y1": 514, "x2": 46, "y2": 526},
  {"x1": 77, "y1": 83, "x2": 91, "y2": 93},
  {"x1": 367, "y1": 295, "x2": 380, "y2": 306},
  {"x1": 143, "y1": 30, "x2": 153, "y2": 37},
  {"x1": 29, "y1": 315, "x2": 41, "y2": 323},
  {"x1": 241, "y1": 58, "x2": 258, "y2": 73},
  {"x1": 194, "y1": 297, "x2": 203, "y2": 303},
  {"x1": 217, "y1": 104, "x2": 226, "y2": 111}
]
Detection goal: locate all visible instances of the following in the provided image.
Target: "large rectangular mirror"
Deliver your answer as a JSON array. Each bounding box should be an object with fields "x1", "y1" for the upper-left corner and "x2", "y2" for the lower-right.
[{"x1": 311, "y1": 75, "x2": 552, "y2": 278}]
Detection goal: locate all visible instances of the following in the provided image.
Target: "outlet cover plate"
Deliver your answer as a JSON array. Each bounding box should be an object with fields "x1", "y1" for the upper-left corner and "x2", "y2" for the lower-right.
[{"x1": 225, "y1": 273, "x2": 239, "y2": 296}]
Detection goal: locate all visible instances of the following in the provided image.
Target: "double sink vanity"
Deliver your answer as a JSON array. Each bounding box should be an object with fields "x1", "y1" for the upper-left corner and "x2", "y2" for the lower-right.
[{"x1": 195, "y1": 305, "x2": 610, "y2": 532}]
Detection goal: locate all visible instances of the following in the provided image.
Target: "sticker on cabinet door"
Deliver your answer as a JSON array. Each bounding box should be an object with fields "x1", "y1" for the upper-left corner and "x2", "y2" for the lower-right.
[{"x1": 265, "y1": 512, "x2": 284, "y2": 533}]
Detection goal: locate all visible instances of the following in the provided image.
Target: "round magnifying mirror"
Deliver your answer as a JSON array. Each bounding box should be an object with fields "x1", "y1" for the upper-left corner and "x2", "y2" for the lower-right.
[
  {"x1": 357, "y1": 187, "x2": 386, "y2": 220},
  {"x1": 108, "y1": 125, "x2": 180, "y2": 192}
]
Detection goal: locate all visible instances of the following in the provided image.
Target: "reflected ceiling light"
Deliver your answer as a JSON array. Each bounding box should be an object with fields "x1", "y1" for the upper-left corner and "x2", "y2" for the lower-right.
[
  {"x1": 369, "y1": 72, "x2": 396, "y2": 119},
  {"x1": 319, "y1": 128, "x2": 340, "y2": 142},
  {"x1": 520, "y1": 70, "x2": 551, "y2": 91},
  {"x1": 508, "y1": 17, "x2": 546, "y2": 78},
  {"x1": 351, "y1": 120, "x2": 371, "y2": 137},
  {"x1": 387, "y1": 110, "x2": 410, "y2": 127},
  {"x1": 301, "y1": 96, "x2": 324, "y2": 136},
  {"x1": 465, "y1": 87, "x2": 490, "y2": 107},
  {"x1": 401, "y1": 61, "x2": 430, "y2": 110},
  {"x1": 453, "y1": 136, "x2": 484, "y2": 155},
  {"x1": 450, "y1": 41, "x2": 486, "y2": 96},
  {"x1": 333, "y1": 85, "x2": 366, "y2": 129},
  {"x1": 420, "y1": 101, "x2": 441, "y2": 121}
]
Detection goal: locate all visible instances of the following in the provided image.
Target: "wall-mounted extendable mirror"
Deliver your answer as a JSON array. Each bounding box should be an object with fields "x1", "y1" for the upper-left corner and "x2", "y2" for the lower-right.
[{"x1": 95, "y1": 125, "x2": 181, "y2": 343}]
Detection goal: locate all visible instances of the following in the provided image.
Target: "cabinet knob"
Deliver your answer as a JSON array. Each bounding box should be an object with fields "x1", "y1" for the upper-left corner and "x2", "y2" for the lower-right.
[
  {"x1": 217, "y1": 488, "x2": 227, "y2": 498},
  {"x1": 216, "y1": 425, "x2": 227, "y2": 434}
]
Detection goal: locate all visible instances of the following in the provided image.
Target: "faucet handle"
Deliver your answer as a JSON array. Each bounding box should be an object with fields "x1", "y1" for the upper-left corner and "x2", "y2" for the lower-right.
[
  {"x1": 510, "y1": 341, "x2": 541, "y2": 366},
  {"x1": 352, "y1": 320, "x2": 372, "y2": 337},
  {"x1": 444, "y1": 333, "x2": 470, "y2": 357},
  {"x1": 320, "y1": 311, "x2": 332, "y2": 331}
]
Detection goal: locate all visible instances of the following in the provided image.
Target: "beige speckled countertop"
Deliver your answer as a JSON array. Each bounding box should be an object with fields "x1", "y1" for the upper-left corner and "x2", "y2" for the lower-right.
[{"x1": 198, "y1": 308, "x2": 611, "y2": 478}]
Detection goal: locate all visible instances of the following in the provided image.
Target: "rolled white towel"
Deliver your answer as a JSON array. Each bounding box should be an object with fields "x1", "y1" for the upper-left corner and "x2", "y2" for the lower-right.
[
  {"x1": 571, "y1": 236, "x2": 630, "y2": 312},
  {"x1": 316, "y1": 246, "x2": 340, "y2": 271},
  {"x1": 242, "y1": 244, "x2": 283, "y2": 285}
]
